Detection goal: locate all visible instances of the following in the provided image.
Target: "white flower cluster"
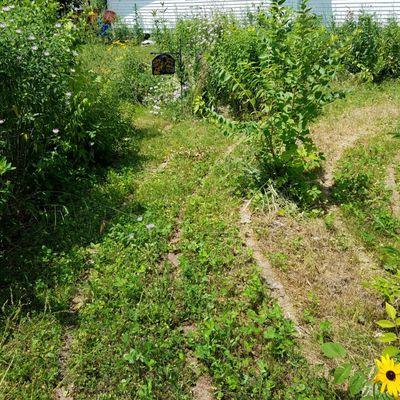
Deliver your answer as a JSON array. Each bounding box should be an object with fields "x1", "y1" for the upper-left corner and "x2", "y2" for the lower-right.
[
  {"x1": 2, "y1": 5, "x2": 15, "y2": 12},
  {"x1": 146, "y1": 78, "x2": 185, "y2": 115}
]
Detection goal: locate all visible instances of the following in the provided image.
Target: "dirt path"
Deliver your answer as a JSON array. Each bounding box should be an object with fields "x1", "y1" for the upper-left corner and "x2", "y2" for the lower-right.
[
  {"x1": 311, "y1": 103, "x2": 399, "y2": 189},
  {"x1": 243, "y1": 99, "x2": 400, "y2": 363}
]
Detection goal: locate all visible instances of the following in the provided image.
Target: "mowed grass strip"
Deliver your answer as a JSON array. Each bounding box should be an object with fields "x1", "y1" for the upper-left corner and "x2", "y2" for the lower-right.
[
  {"x1": 0, "y1": 114, "x2": 229, "y2": 399},
  {"x1": 66, "y1": 117, "x2": 234, "y2": 399},
  {"x1": 64, "y1": 116, "x2": 333, "y2": 399}
]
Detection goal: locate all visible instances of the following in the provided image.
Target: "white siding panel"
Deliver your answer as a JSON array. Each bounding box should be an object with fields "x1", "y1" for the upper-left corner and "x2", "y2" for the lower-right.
[
  {"x1": 332, "y1": 1, "x2": 400, "y2": 22},
  {"x1": 107, "y1": 0, "x2": 400, "y2": 30},
  {"x1": 108, "y1": 0, "x2": 298, "y2": 31}
]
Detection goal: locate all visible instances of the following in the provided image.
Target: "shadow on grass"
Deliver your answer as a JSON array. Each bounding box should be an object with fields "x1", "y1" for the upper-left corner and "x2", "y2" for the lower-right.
[{"x1": 0, "y1": 121, "x2": 161, "y2": 322}]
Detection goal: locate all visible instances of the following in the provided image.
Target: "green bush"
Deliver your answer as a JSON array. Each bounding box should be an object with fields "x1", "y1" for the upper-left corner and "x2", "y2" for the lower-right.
[
  {"x1": 338, "y1": 12, "x2": 380, "y2": 77},
  {"x1": 110, "y1": 10, "x2": 144, "y2": 44},
  {"x1": 0, "y1": 1, "x2": 78, "y2": 204},
  {"x1": 198, "y1": 1, "x2": 343, "y2": 203},
  {"x1": 335, "y1": 13, "x2": 400, "y2": 81},
  {"x1": 0, "y1": 1, "x2": 135, "y2": 241},
  {"x1": 111, "y1": 47, "x2": 157, "y2": 104},
  {"x1": 376, "y1": 19, "x2": 400, "y2": 80}
]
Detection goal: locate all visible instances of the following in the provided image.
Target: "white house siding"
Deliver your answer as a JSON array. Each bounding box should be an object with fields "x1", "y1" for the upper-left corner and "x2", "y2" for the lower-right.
[
  {"x1": 331, "y1": 1, "x2": 400, "y2": 23},
  {"x1": 107, "y1": 0, "x2": 400, "y2": 31},
  {"x1": 107, "y1": 0, "x2": 297, "y2": 31}
]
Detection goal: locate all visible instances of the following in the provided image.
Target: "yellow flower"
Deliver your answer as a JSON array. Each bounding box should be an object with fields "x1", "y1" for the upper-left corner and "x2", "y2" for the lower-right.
[{"x1": 374, "y1": 354, "x2": 400, "y2": 398}]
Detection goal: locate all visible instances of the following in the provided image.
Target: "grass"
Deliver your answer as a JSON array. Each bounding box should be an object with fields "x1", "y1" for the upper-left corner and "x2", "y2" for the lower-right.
[
  {"x1": 2, "y1": 41, "x2": 400, "y2": 400},
  {"x1": 251, "y1": 80, "x2": 400, "y2": 370},
  {"x1": 0, "y1": 43, "x2": 334, "y2": 399}
]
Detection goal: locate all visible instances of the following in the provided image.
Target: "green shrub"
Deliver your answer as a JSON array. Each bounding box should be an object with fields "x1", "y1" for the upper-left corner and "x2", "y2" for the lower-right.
[
  {"x1": 338, "y1": 12, "x2": 380, "y2": 77},
  {"x1": 199, "y1": 1, "x2": 343, "y2": 203},
  {"x1": 376, "y1": 19, "x2": 400, "y2": 80},
  {"x1": 110, "y1": 7, "x2": 144, "y2": 45},
  {"x1": 335, "y1": 13, "x2": 400, "y2": 81},
  {"x1": 0, "y1": 1, "x2": 78, "y2": 203},
  {"x1": 0, "y1": 1, "x2": 136, "y2": 241},
  {"x1": 111, "y1": 46, "x2": 157, "y2": 104}
]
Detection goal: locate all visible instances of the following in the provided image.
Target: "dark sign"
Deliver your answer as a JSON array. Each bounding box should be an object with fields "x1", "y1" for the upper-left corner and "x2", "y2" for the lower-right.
[{"x1": 152, "y1": 53, "x2": 176, "y2": 75}]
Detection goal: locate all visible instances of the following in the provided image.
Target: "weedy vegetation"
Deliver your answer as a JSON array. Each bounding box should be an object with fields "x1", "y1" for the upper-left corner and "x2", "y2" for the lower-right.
[{"x1": 1, "y1": 0, "x2": 400, "y2": 399}]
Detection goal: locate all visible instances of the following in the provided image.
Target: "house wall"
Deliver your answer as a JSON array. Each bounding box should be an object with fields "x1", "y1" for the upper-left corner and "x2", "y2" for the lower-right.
[
  {"x1": 331, "y1": 1, "x2": 400, "y2": 23},
  {"x1": 107, "y1": 0, "x2": 294, "y2": 31},
  {"x1": 107, "y1": 0, "x2": 400, "y2": 31}
]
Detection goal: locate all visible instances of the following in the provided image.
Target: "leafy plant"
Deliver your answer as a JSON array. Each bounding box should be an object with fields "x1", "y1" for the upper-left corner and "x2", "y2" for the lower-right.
[
  {"x1": 321, "y1": 304, "x2": 400, "y2": 399},
  {"x1": 199, "y1": 0, "x2": 344, "y2": 204}
]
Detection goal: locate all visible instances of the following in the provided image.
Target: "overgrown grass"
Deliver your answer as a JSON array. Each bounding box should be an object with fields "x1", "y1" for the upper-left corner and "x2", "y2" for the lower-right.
[
  {"x1": 333, "y1": 122, "x2": 400, "y2": 302},
  {"x1": 3, "y1": 22, "x2": 400, "y2": 399},
  {"x1": 0, "y1": 41, "x2": 337, "y2": 400}
]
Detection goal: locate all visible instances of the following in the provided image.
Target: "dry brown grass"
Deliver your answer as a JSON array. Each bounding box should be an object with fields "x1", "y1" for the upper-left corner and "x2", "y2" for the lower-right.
[
  {"x1": 311, "y1": 103, "x2": 400, "y2": 186},
  {"x1": 253, "y1": 207, "x2": 382, "y2": 363},
  {"x1": 248, "y1": 85, "x2": 400, "y2": 365}
]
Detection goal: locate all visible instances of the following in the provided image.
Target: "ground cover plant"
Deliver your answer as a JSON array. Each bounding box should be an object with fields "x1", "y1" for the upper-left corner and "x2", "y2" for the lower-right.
[{"x1": 2, "y1": 0, "x2": 400, "y2": 399}]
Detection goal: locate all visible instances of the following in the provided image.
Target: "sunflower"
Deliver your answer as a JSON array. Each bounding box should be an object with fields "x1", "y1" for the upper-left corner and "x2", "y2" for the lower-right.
[{"x1": 374, "y1": 354, "x2": 400, "y2": 398}]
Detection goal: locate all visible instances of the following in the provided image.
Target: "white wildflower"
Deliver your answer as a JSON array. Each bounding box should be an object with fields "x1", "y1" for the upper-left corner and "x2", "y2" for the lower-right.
[
  {"x1": 146, "y1": 223, "x2": 155, "y2": 230},
  {"x1": 15, "y1": 29, "x2": 21, "y2": 34},
  {"x1": 65, "y1": 92, "x2": 72, "y2": 98},
  {"x1": 55, "y1": 22, "x2": 61, "y2": 28},
  {"x1": 44, "y1": 51, "x2": 50, "y2": 56},
  {"x1": 31, "y1": 45, "x2": 38, "y2": 51},
  {"x1": 0, "y1": 22, "x2": 5, "y2": 28},
  {"x1": 2, "y1": 6, "x2": 10, "y2": 12},
  {"x1": 28, "y1": 34, "x2": 35, "y2": 40},
  {"x1": 0, "y1": 119, "x2": 5, "y2": 125},
  {"x1": 137, "y1": 216, "x2": 143, "y2": 222},
  {"x1": 52, "y1": 128, "x2": 59, "y2": 134}
]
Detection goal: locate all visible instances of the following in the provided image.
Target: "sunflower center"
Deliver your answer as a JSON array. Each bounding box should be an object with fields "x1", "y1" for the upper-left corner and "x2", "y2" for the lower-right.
[{"x1": 386, "y1": 370, "x2": 396, "y2": 381}]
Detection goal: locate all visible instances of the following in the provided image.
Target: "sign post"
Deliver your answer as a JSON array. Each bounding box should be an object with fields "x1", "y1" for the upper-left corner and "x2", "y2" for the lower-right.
[{"x1": 151, "y1": 39, "x2": 184, "y2": 98}]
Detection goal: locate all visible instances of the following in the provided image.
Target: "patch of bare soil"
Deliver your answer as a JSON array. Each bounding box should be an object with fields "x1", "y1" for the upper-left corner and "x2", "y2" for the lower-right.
[
  {"x1": 53, "y1": 254, "x2": 96, "y2": 399},
  {"x1": 54, "y1": 330, "x2": 74, "y2": 400},
  {"x1": 192, "y1": 375, "x2": 215, "y2": 400},
  {"x1": 385, "y1": 153, "x2": 400, "y2": 218}
]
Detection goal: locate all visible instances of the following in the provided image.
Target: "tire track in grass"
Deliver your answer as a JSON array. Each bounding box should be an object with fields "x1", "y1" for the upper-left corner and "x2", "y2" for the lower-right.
[
  {"x1": 309, "y1": 102, "x2": 399, "y2": 194},
  {"x1": 161, "y1": 141, "x2": 239, "y2": 400},
  {"x1": 385, "y1": 152, "x2": 400, "y2": 218},
  {"x1": 54, "y1": 268, "x2": 91, "y2": 400},
  {"x1": 53, "y1": 117, "x2": 216, "y2": 400},
  {"x1": 239, "y1": 199, "x2": 302, "y2": 333}
]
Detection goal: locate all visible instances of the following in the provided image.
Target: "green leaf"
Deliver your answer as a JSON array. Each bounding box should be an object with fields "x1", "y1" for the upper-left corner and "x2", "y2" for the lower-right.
[
  {"x1": 377, "y1": 332, "x2": 398, "y2": 343},
  {"x1": 386, "y1": 303, "x2": 396, "y2": 320},
  {"x1": 376, "y1": 319, "x2": 396, "y2": 329},
  {"x1": 382, "y1": 346, "x2": 400, "y2": 357},
  {"x1": 349, "y1": 372, "x2": 366, "y2": 396},
  {"x1": 333, "y1": 363, "x2": 352, "y2": 385},
  {"x1": 263, "y1": 327, "x2": 276, "y2": 339},
  {"x1": 321, "y1": 342, "x2": 347, "y2": 359}
]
